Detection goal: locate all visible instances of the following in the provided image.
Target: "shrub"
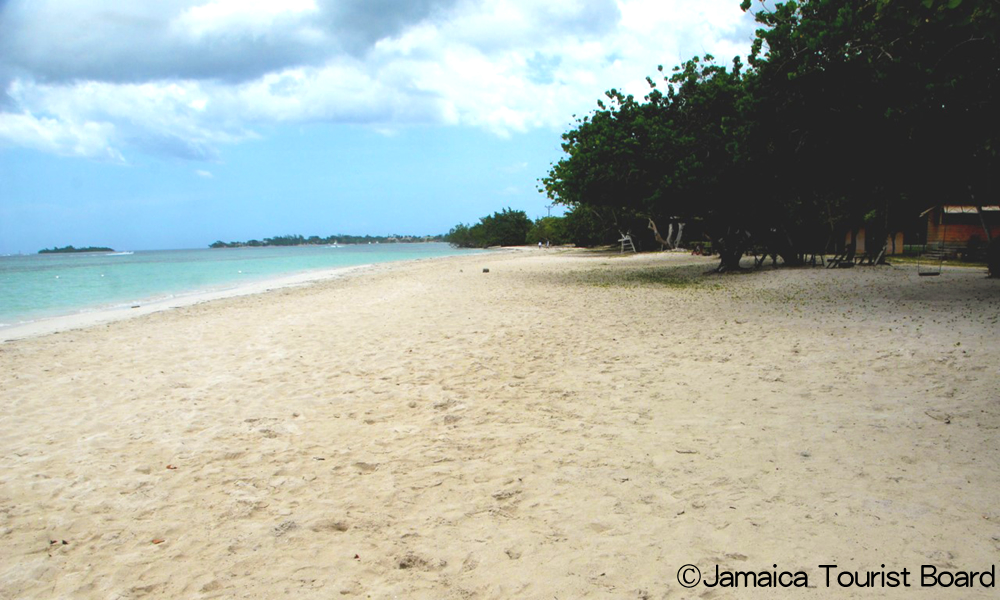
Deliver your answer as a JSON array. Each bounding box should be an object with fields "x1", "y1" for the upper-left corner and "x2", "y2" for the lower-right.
[
  {"x1": 445, "y1": 208, "x2": 531, "y2": 248},
  {"x1": 526, "y1": 217, "x2": 569, "y2": 245}
]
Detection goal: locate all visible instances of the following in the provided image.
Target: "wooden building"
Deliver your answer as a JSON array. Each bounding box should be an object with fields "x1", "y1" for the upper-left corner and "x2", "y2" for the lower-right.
[
  {"x1": 921, "y1": 205, "x2": 999, "y2": 253},
  {"x1": 849, "y1": 228, "x2": 905, "y2": 255}
]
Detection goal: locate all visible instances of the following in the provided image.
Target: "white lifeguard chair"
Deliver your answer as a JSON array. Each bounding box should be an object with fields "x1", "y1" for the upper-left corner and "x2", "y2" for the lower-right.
[{"x1": 618, "y1": 231, "x2": 636, "y2": 253}]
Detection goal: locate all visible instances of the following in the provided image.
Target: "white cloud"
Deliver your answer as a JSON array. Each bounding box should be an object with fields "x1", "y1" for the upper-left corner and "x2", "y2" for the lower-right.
[
  {"x1": 0, "y1": 0, "x2": 757, "y2": 160},
  {"x1": 196, "y1": 169, "x2": 213, "y2": 178},
  {"x1": 4, "y1": 78, "x2": 253, "y2": 160},
  {"x1": 174, "y1": 0, "x2": 321, "y2": 41},
  {"x1": 0, "y1": 111, "x2": 124, "y2": 163}
]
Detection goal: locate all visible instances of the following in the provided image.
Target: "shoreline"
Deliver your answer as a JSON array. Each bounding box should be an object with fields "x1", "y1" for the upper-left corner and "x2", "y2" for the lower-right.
[
  {"x1": 7, "y1": 247, "x2": 985, "y2": 344},
  {"x1": 0, "y1": 249, "x2": 506, "y2": 344},
  {"x1": 0, "y1": 263, "x2": 371, "y2": 343}
]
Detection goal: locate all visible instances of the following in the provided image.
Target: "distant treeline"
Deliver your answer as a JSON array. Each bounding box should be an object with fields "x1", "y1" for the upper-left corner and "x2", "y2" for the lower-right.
[
  {"x1": 446, "y1": 208, "x2": 576, "y2": 248},
  {"x1": 39, "y1": 245, "x2": 114, "y2": 254},
  {"x1": 209, "y1": 234, "x2": 445, "y2": 248}
]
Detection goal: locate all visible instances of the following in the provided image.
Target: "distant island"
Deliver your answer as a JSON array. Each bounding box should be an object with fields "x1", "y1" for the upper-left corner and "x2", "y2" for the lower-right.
[
  {"x1": 209, "y1": 234, "x2": 445, "y2": 248},
  {"x1": 39, "y1": 245, "x2": 114, "y2": 254}
]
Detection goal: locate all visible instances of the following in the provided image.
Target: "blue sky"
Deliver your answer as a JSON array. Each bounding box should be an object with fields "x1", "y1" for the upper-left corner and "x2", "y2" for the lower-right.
[{"x1": 0, "y1": 0, "x2": 758, "y2": 253}]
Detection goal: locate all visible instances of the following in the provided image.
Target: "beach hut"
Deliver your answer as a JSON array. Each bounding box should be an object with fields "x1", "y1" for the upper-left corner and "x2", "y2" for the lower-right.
[{"x1": 920, "y1": 205, "x2": 999, "y2": 259}]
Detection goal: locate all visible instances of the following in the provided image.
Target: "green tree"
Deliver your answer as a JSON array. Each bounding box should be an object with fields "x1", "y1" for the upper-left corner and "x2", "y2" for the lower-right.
[
  {"x1": 478, "y1": 208, "x2": 532, "y2": 247},
  {"x1": 543, "y1": 55, "x2": 749, "y2": 268},
  {"x1": 742, "y1": 0, "x2": 1000, "y2": 257},
  {"x1": 444, "y1": 223, "x2": 482, "y2": 248},
  {"x1": 561, "y1": 205, "x2": 619, "y2": 247},
  {"x1": 446, "y1": 208, "x2": 532, "y2": 248},
  {"x1": 526, "y1": 216, "x2": 569, "y2": 245},
  {"x1": 544, "y1": 0, "x2": 1000, "y2": 270}
]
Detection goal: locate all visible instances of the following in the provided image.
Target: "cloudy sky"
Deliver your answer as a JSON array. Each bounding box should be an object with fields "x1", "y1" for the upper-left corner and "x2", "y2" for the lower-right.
[{"x1": 0, "y1": 0, "x2": 757, "y2": 253}]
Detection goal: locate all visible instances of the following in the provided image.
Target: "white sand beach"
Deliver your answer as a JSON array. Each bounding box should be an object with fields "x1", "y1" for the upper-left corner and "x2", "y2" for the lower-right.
[{"x1": 1, "y1": 250, "x2": 998, "y2": 599}]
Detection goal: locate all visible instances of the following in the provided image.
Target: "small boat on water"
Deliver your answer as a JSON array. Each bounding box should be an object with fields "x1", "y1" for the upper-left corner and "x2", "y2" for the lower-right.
[{"x1": 106, "y1": 251, "x2": 134, "y2": 256}]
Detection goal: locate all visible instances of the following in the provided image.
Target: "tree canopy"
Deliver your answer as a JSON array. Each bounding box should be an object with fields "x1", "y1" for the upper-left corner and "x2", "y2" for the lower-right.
[
  {"x1": 542, "y1": 0, "x2": 1000, "y2": 270},
  {"x1": 446, "y1": 208, "x2": 533, "y2": 248}
]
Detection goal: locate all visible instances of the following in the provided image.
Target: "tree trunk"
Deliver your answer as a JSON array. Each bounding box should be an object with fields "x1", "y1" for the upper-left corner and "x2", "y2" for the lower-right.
[
  {"x1": 674, "y1": 222, "x2": 684, "y2": 248},
  {"x1": 774, "y1": 230, "x2": 802, "y2": 266},
  {"x1": 976, "y1": 206, "x2": 993, "y2": 243},
  {"x1": 717, "y1": 249, "x2": 743, "y2": 271},
  {"x1": 715, "y1": 229, "x2": 750, "y2": 272},
  {"x1": 846, "y1": 227, "x2": 859, "y2": 262},
  {"x1": 647, "y1": 218, "x2": 671, "y2": 250}
]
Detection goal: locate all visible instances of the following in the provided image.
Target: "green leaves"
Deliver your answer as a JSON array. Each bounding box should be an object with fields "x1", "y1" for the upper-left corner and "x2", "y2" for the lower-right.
[
  {"x1": 542, "y1": 53, "x2": 747, "y2": 229},
  {"x1": 921, "y1": 0, "x2": 965, "y2": 10},
  {"x1": 923, "y1": 0, "x2": 964, "y2": 8},
  {"x1": 544, "y1": 0, "x2": 998, "y2": 265},
  {"x1": 445, "y1": 208, "x2": 532, "y2": 248}
]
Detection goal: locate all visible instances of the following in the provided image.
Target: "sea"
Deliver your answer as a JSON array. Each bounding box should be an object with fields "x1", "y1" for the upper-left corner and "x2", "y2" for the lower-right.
[{"x1": 0, "y1": 243, "x2": 481, "y2": 329}]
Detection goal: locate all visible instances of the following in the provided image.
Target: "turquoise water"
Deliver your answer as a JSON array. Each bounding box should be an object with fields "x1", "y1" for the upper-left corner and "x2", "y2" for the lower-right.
[{"x1": 0, "y1": 243, "x2": 478, "y2": 327}]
